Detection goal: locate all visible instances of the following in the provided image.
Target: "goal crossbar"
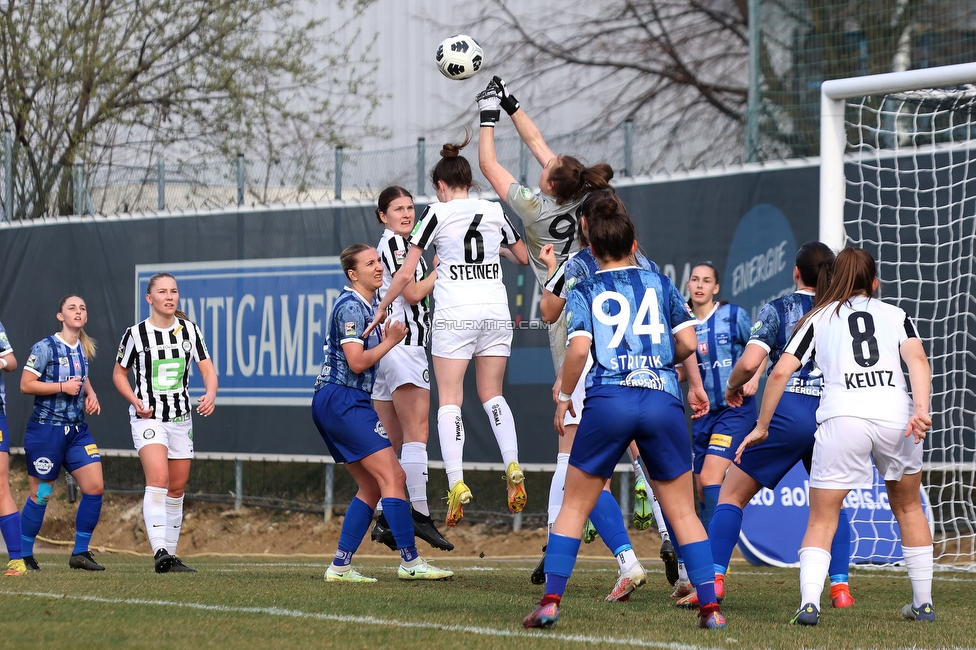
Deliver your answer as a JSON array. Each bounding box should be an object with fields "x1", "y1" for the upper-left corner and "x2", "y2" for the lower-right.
[{"x1": 819, "y1": 62, "x2": 976, "y2": 251}]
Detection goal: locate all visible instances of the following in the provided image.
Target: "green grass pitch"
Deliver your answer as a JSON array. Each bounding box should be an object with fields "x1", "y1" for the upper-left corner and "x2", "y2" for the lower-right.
[{"x1": 0, "y1": 554, "x2": 970, "y2": 649}]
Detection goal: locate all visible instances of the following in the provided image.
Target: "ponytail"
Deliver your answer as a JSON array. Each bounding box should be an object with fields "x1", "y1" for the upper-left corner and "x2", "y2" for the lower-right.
[
  {"x1": 548, "y1": 156, "x2": 613, "y2": 205},
  {"x1": 79, "y1": 329, "x2": 97, "y2": 361}
]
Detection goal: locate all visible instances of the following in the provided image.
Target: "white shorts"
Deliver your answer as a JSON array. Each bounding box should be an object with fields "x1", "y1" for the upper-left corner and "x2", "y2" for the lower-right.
[
  {"x1": 563, "y1": 354, "x2": 594, "y2": 426},
  {"x1": 131, "y1": 418, "x2": 194, "y2": 459},
  {"x1": 810, "y1": 416, "x2": 923, "y2": 490},
  {"x1": 372, "y1": 344, "x2": 431, "y2": 401},
  {"x1": 431, "y1": 304, "x2": 513, "y2": 359}
]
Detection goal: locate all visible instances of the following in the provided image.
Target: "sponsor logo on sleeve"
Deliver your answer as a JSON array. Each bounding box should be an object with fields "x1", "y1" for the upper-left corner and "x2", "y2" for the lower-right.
[
  {"x1": 344, "y1": 322, "x2": 357, "y2": 337},
  {"x1": 566, "y1": 276, "x2": 577, "y2": 291},
  {"x1": 751, "y1": 320, "x2": 763, "y2": 334},
  {"x1": 565, "y1": 310, "x2": 573, "y2": 327},
  {"x1": 85, "y1": 444, "x2": 100, "y2": 456},
  {"x1": 519, "y1": 187, "x2": 533, "y2": 200},
  {"x1": 394, "y1": 249, "x2": 406, "y2": 264},
  {"x1": 26, "y1": 354, "x2": 37, "y2": 367}
]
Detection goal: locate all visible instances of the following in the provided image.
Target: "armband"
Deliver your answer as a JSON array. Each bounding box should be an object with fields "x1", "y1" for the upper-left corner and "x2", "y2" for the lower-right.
[{"x1": 557, "y1": 392, "x2": 573, "y2": 403}]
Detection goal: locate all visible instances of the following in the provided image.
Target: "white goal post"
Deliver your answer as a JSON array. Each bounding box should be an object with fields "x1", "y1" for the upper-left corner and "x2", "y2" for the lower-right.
[{"x1": 819, "y1": 62, "x2": 976, "y2": 566}]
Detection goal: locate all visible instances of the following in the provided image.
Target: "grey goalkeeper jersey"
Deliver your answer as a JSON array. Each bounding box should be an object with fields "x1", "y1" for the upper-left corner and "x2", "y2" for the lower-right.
[{"x1": 505, "y1": 182, "x2": 583, "y2": 288}]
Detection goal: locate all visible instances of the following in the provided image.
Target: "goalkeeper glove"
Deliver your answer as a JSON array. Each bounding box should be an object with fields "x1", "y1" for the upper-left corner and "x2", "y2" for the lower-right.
[
  {"x1": 477, "y1": 84, "x2": 501, "y2": 127},
  {"x1": 492, "y1": 75, "x2": 520, "y2": 116}
]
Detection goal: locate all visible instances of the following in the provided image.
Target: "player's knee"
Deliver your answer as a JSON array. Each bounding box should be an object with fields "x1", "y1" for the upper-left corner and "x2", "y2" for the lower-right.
[{"x1": 35, "y1": 481, "x2": 53, "y2": 505}]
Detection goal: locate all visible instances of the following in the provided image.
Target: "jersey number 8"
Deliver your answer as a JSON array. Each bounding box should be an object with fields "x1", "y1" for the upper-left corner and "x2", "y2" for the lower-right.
[{"x1": 593, "y1": 289, "x2": 666, "y2": 348}]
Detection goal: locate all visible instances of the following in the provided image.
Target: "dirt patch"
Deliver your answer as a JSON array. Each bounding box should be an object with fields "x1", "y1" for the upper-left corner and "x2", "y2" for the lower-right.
[{"x1": 9, "y1": 467, "x2": 669, "y2": 561}]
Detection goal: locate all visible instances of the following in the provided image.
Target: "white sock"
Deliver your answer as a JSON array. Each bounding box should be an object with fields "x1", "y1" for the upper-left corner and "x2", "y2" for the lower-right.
[
  {"x1": 482, "y1": 396, "x2": 519, "y2": 466},
  {"x1": 902, "y1": 545, "x2": 934, "y2": 608},
  {"x1": 143, "y1": 486, "x2": 168, "y2": 554},
  {"x1": 401, "y1": 442, "x2": 430, "y2": 516},
  {"x1": 678, "y1": 561, "x2": 689, "y2": 582},
  {"x1": 548, "y1": 453, "x2": 570, "y2": 525},
  {"x1": 437, "y1": 405, "x2": 465, "y2": 488},
  {"x1": 617, "y1": 548, "x2": 639, "y2": 573},
  {"x1": 798, "y1": 546, "x2": 832, "y2": 608},
  {"x1": 165, "y1": 494, "x2": 184, "y2": 556},
  {"x1": 629, "y1": 453, "x2": 647, "y2": 483},
  {"x1": 650, "y1": 489, "x2": 668, "y2": 537}
]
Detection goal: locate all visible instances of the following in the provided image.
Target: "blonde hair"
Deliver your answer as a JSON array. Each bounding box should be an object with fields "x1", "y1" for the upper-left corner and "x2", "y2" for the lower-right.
[{"x1": 59, "y1": 295, "x2": 97, "y2": 360}]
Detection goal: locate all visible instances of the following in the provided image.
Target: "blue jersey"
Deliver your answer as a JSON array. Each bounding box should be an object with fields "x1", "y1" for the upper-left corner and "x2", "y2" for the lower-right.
[
  {"x1": 549, "y1": 247, "x2": 659, "y2": 299},
  {"x1": 313, "y1": 288, "x2": 382, "y2": 393},
  {"x1": 0, "y1": 321, "x2": 11, "y2": 415},
  {"x1": 566, "y1": 267, "x2": 696, "y2": 399},
  {"x1": 23, "y1": 335, "x2": 89, "y2": 425},
  {"x1": 693, "y1": 303, "x2": 751, "y2": 408},
  {"x1": 749, "y1": 290, "x2": 823, "y2": 396}
]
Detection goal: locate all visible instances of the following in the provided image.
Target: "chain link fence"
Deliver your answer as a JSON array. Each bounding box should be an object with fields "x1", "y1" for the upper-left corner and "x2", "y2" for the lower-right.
[{"x1": 0, "y1": 116, "x2": 747, "y2": 220}]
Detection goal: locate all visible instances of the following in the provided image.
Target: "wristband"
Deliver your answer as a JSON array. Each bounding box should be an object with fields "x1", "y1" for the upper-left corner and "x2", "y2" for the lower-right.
[
  {"x1": 557, "y1": 391, "x2": 573, "y2": 403},
  {"x1": 500, "y1": 94, "x2": 520, "y2": 116},
  {"x1": 59, "y1": 381, "x2": 63, "y2": 393},
  {"x1": 480, "y1": 109, "x2": 500, "y2": 127},
  {"x1": 726, "y1": 380, "x2": 736, "y2": 391},
  {"x1": 0, "y1": 357, "x2": 6, "y2": 369}
]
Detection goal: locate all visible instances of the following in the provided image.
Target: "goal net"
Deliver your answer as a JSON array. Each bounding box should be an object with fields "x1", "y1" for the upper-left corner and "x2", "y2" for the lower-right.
[{"x1": 820, "y1": 63, "x2": 976, "y2": 567}]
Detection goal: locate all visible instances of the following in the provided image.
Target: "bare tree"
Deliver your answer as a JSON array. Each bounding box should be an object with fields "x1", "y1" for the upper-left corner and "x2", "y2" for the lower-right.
[
  {"x1": 467, "y1": 0, "x2": 966, "y2": 167},
  {"x1": 0, "y1": 0, "x2": 381, "y2": 218}
]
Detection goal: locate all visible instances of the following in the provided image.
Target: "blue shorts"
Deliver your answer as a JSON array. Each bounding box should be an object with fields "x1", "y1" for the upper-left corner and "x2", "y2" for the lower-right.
[
  {"x1": 24, "y1": 421, "x2": 101, "y2": 480},
  {"x1": 570, "y1": 385, "x2": 692, "y2": 482},
  {"x1": 736, "y1": 391, "x2": 819, "y2": 488},
  {"x1": 692, "y1": 396, "x2": 757, "y2": 473},
  {"x1": 311, "y1": 383, "x2": 391, "y2": 464},
  {"x1": 0, "y1": 414, "x2": 9, "y2": 453}
]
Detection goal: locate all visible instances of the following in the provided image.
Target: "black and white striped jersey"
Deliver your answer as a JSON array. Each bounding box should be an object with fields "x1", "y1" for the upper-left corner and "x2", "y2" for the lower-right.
[
  {"x1": 377, "y1": 229, "x2": 432, "y2": 347},
  {"x1": 116, "y1": 318, "x2": 211, "y2": 422}
]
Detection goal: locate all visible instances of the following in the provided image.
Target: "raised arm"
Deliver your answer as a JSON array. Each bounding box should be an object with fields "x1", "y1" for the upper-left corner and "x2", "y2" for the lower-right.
[{"x1": 492, "y1": 76, "x2": 557, "y2": 166}]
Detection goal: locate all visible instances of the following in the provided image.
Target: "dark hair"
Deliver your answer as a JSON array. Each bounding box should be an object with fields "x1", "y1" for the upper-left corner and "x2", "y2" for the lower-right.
[
  {"x1": 431, "y1": 131, "x2": 473, "y2": 191},
  {"x1": 795, "y1": 241, "x2": 835, "y2": 297},
  {"x1": 548, "y1": 155, "x2": 613, "y2": 205},
  {"x1": 375, "y1": 186, "x2": 413, "y2": 224},
  {"x1": 578, "y1": 189, "x2": 626, "y2": 246},
  {"x1": 586, "y1": 197, "x2": 635, "y2": 262},
  {"x1": 58, "y1": 294, "x2": 97, "y2": 360},
  {"x1": 146, "y1": 272, "x2": 189, "y2": 321},
  {"x1": 796, "y1": 247, "x2": 876, "y2": 331},
  {"x1": 340, "y1": 243, "x2": 373, "y2": 281}
]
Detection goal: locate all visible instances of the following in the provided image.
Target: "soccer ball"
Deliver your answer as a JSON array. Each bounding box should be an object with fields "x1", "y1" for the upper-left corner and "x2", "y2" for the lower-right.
[{"x1": 435, "y1": 34, "x2": 483, "y2": 81}]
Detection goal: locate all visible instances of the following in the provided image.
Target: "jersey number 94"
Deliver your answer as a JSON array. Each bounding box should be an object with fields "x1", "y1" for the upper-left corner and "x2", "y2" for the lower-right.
[{"x1": 593, "y1": 289, "x2": 666, "y2": 347}]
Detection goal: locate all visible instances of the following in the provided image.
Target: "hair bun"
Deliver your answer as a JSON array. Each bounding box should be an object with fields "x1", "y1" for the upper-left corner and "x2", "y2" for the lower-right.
[{"x1": 440, "y1": 143, "x2": 460, "y2": 158}]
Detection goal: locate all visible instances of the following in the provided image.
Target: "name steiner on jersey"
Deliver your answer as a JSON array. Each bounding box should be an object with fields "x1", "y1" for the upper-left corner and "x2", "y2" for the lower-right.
[{"x1": 448, "y1": 263, "x2": 500, "y2": 281}]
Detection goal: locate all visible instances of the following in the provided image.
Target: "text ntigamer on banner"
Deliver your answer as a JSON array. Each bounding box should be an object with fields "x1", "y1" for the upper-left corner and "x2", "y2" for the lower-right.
[{"x1": 136, "y1": 258, "x2": 348, "y2": 406}]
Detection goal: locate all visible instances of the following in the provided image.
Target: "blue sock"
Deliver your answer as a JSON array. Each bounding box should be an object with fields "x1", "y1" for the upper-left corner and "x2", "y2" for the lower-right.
[
  {"x1": 829, "y1": 508, "x2": 852, "y2": 583},
  {"x1": 589, "y1": 490, "x2": 632, "y2": 556},
  {"x1": 663, "y1": 513, "x2": 683, "y2": 562},
  {"x1": 20, "y1": 498, "x2": 47, "y2": 557},
  {"x1": 681, "y1": 539, "x2": 717, "y2": 605},
  {"x1": 382, "y1": 497, "x2": 419, "y2": 563},
  {"x1": 73, "y1": 493, "x2": 102, "y2": 555},
  {"x1": 334, "y1": 497, "x2": 374, "y2": 566},
  {"x1": 708, "y1": 503, "x2": 743, "y2": 575},
  {"x1": 543, "y1": 532, "x2": 581, "y2": 598},
  {"x1": 0, "y1": 512, "x2": 22, "y2": 560},
  {"x1": 701, "y1": 484, "x2": 721, "y2": 531}
]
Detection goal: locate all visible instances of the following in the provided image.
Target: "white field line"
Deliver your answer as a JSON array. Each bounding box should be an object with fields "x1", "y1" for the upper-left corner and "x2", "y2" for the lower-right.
[{"x1": 0, "y1": 589, "x2": 726, "y2": 650}]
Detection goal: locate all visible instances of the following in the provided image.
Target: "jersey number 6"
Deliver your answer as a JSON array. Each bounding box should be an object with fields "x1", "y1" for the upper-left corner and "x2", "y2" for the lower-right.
[
  {"x1": 463, "y1": 213, "x2": 485, "y2": 264},
  {"x1": 593, "y1": 288, "x2": 667, "y2": 348}
]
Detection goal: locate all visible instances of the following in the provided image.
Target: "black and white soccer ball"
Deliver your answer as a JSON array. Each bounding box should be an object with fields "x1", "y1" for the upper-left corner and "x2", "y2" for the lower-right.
[{"x1": 435, "y1": 34, "x2": 483, "y2": 81}]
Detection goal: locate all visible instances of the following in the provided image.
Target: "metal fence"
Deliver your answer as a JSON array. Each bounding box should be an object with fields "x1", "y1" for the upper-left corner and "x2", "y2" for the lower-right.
[{"x1": 0, "y1": 116, "x2": 745, "y2": 220}]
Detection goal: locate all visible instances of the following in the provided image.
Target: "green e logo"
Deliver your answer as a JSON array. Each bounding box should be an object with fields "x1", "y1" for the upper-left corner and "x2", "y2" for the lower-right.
[{"x1": 152, "y1": 358, "x2": 186, "y2": 391}]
